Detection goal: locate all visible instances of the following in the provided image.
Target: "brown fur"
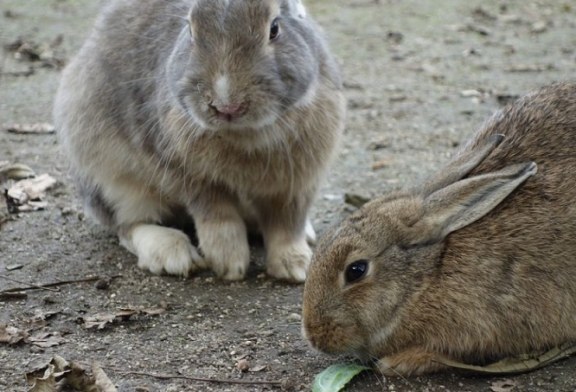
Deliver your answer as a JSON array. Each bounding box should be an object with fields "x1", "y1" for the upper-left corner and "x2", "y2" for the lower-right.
[{"x1": 302, "y1": 83, "x2": 576, "y2": 375}]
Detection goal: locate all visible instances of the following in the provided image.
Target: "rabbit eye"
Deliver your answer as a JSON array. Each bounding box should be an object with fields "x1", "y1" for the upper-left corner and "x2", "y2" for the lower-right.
[
  {"x1": 345, "y1": 260, "x2": 369, "y2": 284},
  {"x1": 269, "y1": 18, "x2": 280, "y2": 41}
]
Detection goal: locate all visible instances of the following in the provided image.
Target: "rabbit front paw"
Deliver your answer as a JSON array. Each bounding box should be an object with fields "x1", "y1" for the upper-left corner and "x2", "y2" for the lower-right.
[
  {"x1": 266, "y1": 238, "x2": 312, "y2": 282},
  {"x1": 377, "y1": 348, "x2": 445, "y2": 376},
  {"x1": 305, "y1": 219, "x2": 317, "y2": 245},
  {"x1": 197, "y1": 221, "x2": 250, "y2": 281},
  {"x1": 120, "y1": 224, "x2": 205, "y2": 276}
]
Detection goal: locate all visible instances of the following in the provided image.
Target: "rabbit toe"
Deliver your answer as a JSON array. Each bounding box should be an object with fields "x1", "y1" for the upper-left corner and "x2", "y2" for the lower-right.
[{"x1": 267, "y1": 239, "x2": 312, "y2": 282}]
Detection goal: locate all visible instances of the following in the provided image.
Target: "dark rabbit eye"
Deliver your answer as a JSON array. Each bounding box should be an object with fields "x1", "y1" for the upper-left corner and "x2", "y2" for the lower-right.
[
  {"x1": 345, "y1": 260, "x2": 369, "y2": 284},
  {"x1": 269, "y1": 18, "x2": 280, "y2": 40}
]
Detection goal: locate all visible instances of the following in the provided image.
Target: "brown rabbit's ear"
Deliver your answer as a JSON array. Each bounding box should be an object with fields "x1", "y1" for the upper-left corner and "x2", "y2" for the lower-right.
[
  {"x1": 420, "y1": 133, "x2": 504, "y2": 196},
  {"x1": 405, "y1": 162, "x2": 537, "y2": 247}
]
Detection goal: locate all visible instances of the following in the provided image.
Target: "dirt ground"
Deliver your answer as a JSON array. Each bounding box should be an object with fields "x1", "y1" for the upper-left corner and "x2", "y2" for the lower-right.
[{"x1": 1, "y1": 0, "x2": 576, "y2": 391}]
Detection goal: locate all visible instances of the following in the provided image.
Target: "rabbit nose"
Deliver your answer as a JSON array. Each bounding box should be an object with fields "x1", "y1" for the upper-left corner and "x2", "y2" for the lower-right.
[{"x1": 210, "y1": 102, "x2": 248, "y2": 121}]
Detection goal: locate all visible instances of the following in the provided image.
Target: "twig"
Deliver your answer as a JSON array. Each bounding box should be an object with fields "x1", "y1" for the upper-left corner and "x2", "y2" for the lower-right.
[
  {"x1": 113, "y1": 370, "x2": 282, "y2": 387},
  {"x1": 0, "y1": 275, "x2": 122, "y2": 293},
  {"x1": 0, "y1": 274, "x2": 59, "y2": 292}
]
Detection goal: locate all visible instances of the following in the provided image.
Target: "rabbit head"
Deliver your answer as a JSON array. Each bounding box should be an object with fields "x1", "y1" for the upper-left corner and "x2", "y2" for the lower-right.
[
  {"x1": 302, "y1": 134, "x2": 537, "y2": 359},
  {"x1": 167, "y1": 0, "x2": 320, "y2": 131}
]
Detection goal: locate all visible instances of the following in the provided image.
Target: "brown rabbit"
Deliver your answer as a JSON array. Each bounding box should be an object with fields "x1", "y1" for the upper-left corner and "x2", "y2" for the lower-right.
[
  {"x1": 302, "y1": 82, "x2": 576, "y2": 375},
  {"x1": 53, "y1": 0, "x2": 345, "y2": 281}
]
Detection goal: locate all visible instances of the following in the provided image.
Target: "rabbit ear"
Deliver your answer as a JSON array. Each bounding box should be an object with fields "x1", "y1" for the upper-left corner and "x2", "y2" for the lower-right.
[
  {"x1": 420, "y1": 134, "x2": 504, "y2": 196},
  {"x1": 405, "y1": 162, "x2": 537, "y2": 247},
  {"x1": 283, "y1": 0, "x2": 307, "y2": 18}
]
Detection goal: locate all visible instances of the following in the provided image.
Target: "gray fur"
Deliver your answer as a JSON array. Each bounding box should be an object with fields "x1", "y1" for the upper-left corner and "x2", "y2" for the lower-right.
[{"x1": 54, "y1": 0, "x2": 345, "y2": 281}]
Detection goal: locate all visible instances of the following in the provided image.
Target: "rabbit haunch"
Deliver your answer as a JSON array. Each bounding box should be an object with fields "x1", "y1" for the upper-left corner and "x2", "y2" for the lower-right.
[
  {"x1": 302, "y1": 83, "x2": 576, "y2": 375},
  {"x1": 54, "y1": 0, "x2": 345, "y2": 281}
]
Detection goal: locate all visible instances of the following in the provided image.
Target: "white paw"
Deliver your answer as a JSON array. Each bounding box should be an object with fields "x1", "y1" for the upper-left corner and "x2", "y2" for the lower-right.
[
  {"x1": 120, "y1": 224, "x2": 204, "y2": 276},
  {"x1": 266, "y1": 238, "x2": 312, "y2": 282},
  {"x1": 305, "y1": 219, "x2": 317, "y2": 245},
  {"x1": 197, "y1": 220, "x2": 250, "y2": 281}
]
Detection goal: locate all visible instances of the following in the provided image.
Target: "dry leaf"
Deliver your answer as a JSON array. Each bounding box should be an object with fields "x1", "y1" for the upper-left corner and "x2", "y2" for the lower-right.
[
  {"x1": 26, "y1": 363, "x2": 60, "y2": 392},
  {"x1": 0, "y1": 324, "x2": 29, "y2": 344},
  {"x1": 4, "y1": 123, "x2": 56, "y2": 134},
  {"x1": 490, "y1": 379, "x2": 518, "y2": 392},
  {"x1": 7, "y1": 174, "x2": 57, "y2": 202},
  {"x1": 92, "y1": 363, "x2": 117, "y2": 392},
  {"x1": 435, "y1": 342, "x2": 576, "y2": 374},
  {"x1": 26, "y1": 355, "x2": 117, "y2": 392},
  {"x1": 249, "y1": 364, "x2": 267, "y2": 372},
  {"x1": 6, "y1": 173, "x2": 57, "y2": 213},
  {"x1": 83, "y1": 313, "x2": 117, "y2": 330},
  {"x1": 28, "y1": 332, "x2": 66, "y2": 348},
  {"x1": 0, "y1": 161, "x2": 35, "y2": 183},
  {"x1": 83, "y1": 306, "x2": 166, "y2": 329}
]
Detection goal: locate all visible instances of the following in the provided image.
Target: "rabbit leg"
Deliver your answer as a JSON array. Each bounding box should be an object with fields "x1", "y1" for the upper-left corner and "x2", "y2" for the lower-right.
[
  {"x1": 256, "y1": 195, "x2": 313, "y2": 282},
  {"x1": 98, "y1": 181, "x2": 205, "y2": 276},
  {"x1": 189, "y1": 191, "x2": 250, "y2": 281},
  {"x1": 377, "y1": 347, "x2": 447, "y2": 376}
]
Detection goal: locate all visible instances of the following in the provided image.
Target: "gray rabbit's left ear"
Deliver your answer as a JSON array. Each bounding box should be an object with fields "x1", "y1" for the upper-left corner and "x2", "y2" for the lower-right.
[
  {"x1": 284, "y1": 0, "x2": 307, "y2": 18},
  {"x1": 295, "y1": 0, "x2": 307, "y2": 18}
]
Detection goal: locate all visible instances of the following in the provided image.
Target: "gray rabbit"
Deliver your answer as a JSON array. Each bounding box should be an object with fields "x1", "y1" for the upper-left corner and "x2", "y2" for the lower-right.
[
  {"x1": 54, "y1": 0, "x2": 345, "y2": 281},
  {"x1": 303, "y1": 83, "x2": 576, "y2": 375}
]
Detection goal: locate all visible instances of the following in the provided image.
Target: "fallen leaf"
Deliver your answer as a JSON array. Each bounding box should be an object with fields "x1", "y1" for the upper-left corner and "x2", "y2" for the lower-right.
[
  {"x1": 83, "y1": 313, "x2": 117, "y2": 330},
  {"x1": 26, "y1": 363, "x2": 61, "y2": 392},
  {"x1": 4, "y1": 123, "x2": 56, "y2": 134},
  {"x1": 6, "y1": 174, "x2": 58, "y2": 213},
  {"x1": 0, "y1": 161, "x2": 35, "y2": 183},
  {"x1": 83, "y1": 305, "x2": 167, "y2": 329},
  {"x1": 92, "y1": 363, "x2": 117, "y2": 392},
  {"x1": 0, "y1": 324, "x2": 29, "y2": 344},
  {"x1": 26, "y1": 355, "x2": 117, "y2": 392},
  {"x1": 28, "y1": 332, "x2": 66, "y2": 348},
  {"x1": 491, "y1": 379, "x2": 518, "y2": 392},
  {"x1": 435, "y1": 342, "x2": 576, "y2": 374},
  {"x1": 249, "y1": 364, "x2": 267, "y2": 372},
  {"x1": 7, "y1": 174, "x2": 57, "y2": 202}
]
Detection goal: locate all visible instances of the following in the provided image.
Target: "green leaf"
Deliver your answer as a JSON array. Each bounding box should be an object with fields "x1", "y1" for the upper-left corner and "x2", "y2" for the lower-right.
[{"x1": 312, "y1": 363, "x2": 371, "y2": 392}]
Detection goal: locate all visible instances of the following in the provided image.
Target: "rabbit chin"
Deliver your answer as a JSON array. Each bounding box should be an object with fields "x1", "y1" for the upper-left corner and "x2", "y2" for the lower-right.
[{"x1": 214, "y1": 111, "x2": 279, "y2": 131}]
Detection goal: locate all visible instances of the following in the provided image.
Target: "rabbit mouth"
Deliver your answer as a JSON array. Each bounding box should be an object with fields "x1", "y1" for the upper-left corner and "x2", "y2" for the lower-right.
[{"x1": 209, "y1": 102, "x2": 249, "y2": 122}]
